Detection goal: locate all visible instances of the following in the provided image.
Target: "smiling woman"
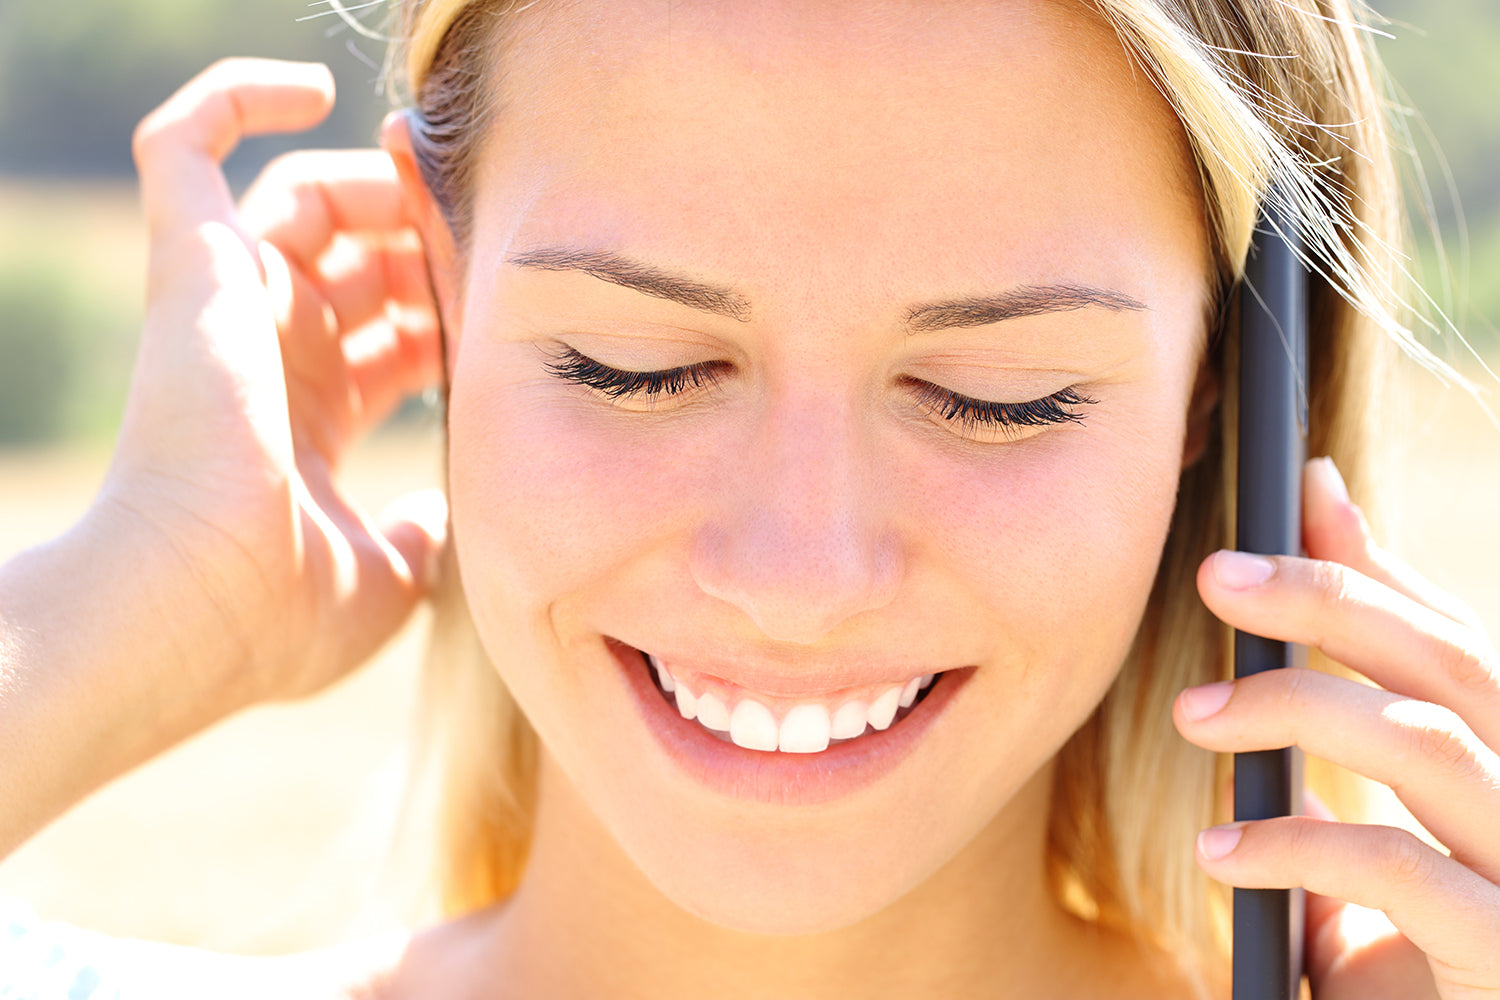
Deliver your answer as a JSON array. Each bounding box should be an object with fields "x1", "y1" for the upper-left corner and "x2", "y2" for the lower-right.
[{"x1": 2, "y1": 0, "x2": 1499, "y2": 999}]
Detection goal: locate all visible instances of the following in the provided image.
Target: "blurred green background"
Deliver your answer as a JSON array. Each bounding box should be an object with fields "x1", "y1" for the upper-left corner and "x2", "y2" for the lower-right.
[{"x1": 0, "y1": 0, "x2": 392, "y2": 446}]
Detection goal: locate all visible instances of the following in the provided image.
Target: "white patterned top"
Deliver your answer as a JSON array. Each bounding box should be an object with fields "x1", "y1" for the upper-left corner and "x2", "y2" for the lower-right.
[{"x1": 1, "y1": 900, "x2": 126, "y2": 1000}]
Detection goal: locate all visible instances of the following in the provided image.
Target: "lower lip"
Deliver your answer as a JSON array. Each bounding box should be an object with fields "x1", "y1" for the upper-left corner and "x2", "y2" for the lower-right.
[{"x1": 608, "y1": 640, "x2": 971, "y2": 806}]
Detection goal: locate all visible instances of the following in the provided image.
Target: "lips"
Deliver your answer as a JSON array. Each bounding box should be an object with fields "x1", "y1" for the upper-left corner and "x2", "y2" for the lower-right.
[{"x1": 606, "y1": 639, "x2": 969, "y2": 805}]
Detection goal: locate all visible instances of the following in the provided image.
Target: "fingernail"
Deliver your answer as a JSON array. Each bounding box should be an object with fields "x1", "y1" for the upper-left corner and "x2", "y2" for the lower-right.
[
  {"x1": 1180, "y1": 681, "x2": 1234, "y2": 721},
  {"x1": 1197, "y1": 824, "x2": 1245, "y2": 861},
  {"x1": 1311, "y1": 456, "x2": 1349, "y2": 505},
  {"x1": 1212, "y1": 550, "x2": 1275, "y2": 589}
]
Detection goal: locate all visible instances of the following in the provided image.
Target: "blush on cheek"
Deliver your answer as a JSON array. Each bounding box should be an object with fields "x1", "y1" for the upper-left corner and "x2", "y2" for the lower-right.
[
  {"x1": 892, "y1": 428, "x2": 1178, "y2": 657},
  {"x1": 447, "y1": 378, "x2": 727, "y2": 613}
]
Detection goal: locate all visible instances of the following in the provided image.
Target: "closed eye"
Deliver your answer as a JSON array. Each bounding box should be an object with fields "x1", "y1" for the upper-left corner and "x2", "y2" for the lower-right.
[
  {"x1": 546, "y1": 346, "x2": 729, "y2": 401},
  {"x1": 900, "y1": 376, "x2": 1096, "y2": 439}
]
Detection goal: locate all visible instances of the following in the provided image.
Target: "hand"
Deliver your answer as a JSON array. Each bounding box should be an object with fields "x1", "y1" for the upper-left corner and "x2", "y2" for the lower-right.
[
  {"x1": 1174, "y1": 457, "x2": 1500, "y2": 998},
  {"x1": 106, "y1": 58, "x2": 445, "y2": 707}
]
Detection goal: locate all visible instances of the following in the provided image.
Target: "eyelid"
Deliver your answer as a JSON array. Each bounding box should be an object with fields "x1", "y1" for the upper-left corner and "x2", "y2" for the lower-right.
[
  {"x1": 900, "y1": 376, "x2": 1097, "y2": 438},
  {"x1": 544, "y1": 345, "x2": 1094, "y2": 437},
  {"x1": 545, "y1": 345, "x2": 730, "y2": 401}
]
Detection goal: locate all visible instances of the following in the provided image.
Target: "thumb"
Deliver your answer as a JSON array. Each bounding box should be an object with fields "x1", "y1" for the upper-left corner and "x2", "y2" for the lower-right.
[{"x1": 379, "y1": 488, "x2": 448, "y2": 594}]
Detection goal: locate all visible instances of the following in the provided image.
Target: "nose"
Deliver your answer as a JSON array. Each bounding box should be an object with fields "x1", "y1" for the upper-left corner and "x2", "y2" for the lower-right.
[{"x1": 688, "y1": 393, "x2": 902, "y2": 644}]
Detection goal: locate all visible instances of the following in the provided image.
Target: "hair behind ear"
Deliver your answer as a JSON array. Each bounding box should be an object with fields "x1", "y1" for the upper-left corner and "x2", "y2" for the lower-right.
[{"x1": 382, "y1": 109, "x2": 465, "y2": 354}]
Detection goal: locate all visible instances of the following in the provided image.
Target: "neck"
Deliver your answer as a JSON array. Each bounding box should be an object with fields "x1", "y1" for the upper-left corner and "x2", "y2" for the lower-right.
[{"x1": 477, "y1": 752, "x2": 1120, "y2": 1000}]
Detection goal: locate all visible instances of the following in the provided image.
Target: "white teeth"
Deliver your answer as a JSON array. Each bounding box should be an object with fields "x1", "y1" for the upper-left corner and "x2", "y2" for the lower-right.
[
  {"x1": 648, "y1": 653, "x2": 940, "y2": 752},
  {"x1": 729, "y1": 699, "x2": 780, "y2": 752},
  {"x1": 830, "y1": 699, "x2": 870, "y2": 739},
  {"x1": 778, "y1": 704, "x2": 832, "y2": 754},
  {"x1": 649, "y1": 654, "x2": 676, "y2": 693},
  {"x1": 694, "y1": 690, "x2": 731, "y2": 732},
  {"x1": 867, "y1": 685, "x2": 901, "y2": 731}
]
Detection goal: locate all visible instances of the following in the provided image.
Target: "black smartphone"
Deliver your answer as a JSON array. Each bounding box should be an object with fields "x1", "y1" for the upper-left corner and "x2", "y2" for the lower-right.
[{"x1": 1232, "y1": 190, "x2": 1310, "y2": 1000}]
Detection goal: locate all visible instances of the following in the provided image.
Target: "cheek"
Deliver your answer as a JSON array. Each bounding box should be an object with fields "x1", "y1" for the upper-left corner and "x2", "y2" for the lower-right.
[
  {"x1": 894, "y1": 400, "x2": 1185, "y2": 673},
  {"x1": 447, "y1": 339, "x2": 720, "y2": 630}
]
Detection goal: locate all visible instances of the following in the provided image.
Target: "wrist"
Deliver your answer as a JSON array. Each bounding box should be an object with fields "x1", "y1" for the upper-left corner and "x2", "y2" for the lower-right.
[{"x1": 0, "y1": 504, "x2": 262, "y2": 855}]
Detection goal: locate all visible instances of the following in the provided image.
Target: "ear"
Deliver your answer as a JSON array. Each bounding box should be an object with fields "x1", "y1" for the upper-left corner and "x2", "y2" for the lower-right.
[
  {"x1": 381, "y1": 110, "x2": 464, "y2": 352},
  {"x1": 1181, "y1": 352, "x2": 1220, "y2": 469}
]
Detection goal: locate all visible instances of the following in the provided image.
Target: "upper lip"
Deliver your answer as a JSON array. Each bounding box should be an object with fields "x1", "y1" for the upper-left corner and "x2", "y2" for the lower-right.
[{"x1": 608, "y1": 635, "x2": 958, "y2": 699}]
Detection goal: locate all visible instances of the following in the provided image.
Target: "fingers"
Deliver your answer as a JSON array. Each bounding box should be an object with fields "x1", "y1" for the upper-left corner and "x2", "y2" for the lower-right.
[
  {"x1": 343, "y1": 299, "x2": 445, "y2": 428},
  {"x1": 240, "y1": 150, "x2": 409, "y2": 264},
  {"x1": 1197, "y1": 551, "x2": 1500, "y2": 747},
  {"x1": 242, "y1": 150, "x2": 444, "y2": 430},
  {"x1": 260, "y1": 236, "x2": 442, "y2": 456},
  {"x1": 260, "y1": 241, "x2": 350, "y2": 457},
  {"x1": 241, "y1": 150, "x2": 437, "y2": 332},
  {"x1": 379, "y1": 488, "x2": 449, "y2": 594},
  {"x1": 1175, "y1": 670, "x2": 1500, "y2": 883},
  {"x1": 1195, "y1": 816, "x2": 1500, "y2": 990},
  {"x1": 134, "y1": 59, "x2": 334, "y2": 242},
  {"x1": 1302, "y1": 457, "x2": 1485, "y2": 632}
]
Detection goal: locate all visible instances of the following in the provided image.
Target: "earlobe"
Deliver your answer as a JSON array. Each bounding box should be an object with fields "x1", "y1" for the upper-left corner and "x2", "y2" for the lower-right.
[
  {"x1": 1181, "y1": 357, "x2": 1221, "y2": 469},
  {"x1": 380, "y1": 109, "x2": 464, "y2": 341}
]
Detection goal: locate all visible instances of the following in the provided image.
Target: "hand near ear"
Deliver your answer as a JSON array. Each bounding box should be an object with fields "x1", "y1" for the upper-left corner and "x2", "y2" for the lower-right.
[
  {"x1": 113, "y1": 57, "x2": 448, "y2": 705},
  {"x1": 0, "y1": 59, "x2": 449, "y2": 856}
]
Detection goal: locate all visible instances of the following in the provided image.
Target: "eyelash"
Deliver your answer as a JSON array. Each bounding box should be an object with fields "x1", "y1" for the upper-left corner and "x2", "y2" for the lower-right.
[
  {"x1": 546, "y1": 346, "x2": 1096, "y2": 433},
  {"x1": 546, "y1": 347, "x2": 728, "y2": 399},
  {"x1": 900, "y1": 377, "x2": 1097, "y2": 434}
]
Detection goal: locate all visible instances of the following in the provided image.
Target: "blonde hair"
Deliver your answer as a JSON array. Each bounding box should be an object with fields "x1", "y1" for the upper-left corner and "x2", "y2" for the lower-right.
[{"x1": 392, "y1": 0, "x2": 1415, "y2": 991}]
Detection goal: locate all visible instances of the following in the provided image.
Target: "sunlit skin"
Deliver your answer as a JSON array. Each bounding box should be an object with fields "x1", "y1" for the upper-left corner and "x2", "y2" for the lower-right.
[
  {"x1": 409, "y1": 0, "x2": 1211, "y2": 994},
  {"x1": 4, "y1": 0, "x2": 1497, "y2": 997}
]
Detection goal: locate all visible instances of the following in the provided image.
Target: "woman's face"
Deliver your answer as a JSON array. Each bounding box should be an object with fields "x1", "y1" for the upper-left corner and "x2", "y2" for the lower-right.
[{"x1": 443, "y1": 0, "x2": 1211, "y2": 932}]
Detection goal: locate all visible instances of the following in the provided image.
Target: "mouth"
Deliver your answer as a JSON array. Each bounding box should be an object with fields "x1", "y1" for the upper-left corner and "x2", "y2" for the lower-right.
[
  {"x1": 606, "y1": 638, "x2": 969, "y2": 804},
  {"x1": 634, "y1": 647, "x2": 944, "y2": 755}
]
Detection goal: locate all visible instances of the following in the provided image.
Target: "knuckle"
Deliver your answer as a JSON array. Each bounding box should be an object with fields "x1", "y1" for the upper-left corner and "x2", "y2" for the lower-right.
[
  {"x1": 1431, "y1": 630, "x2": 1499, "y2": 699},
  {"x1": 1283, "y1": 815, "x2": 1327, "y2": 868},
  {"x1": 1404, "y1": 708, "x2": 1488, "y2": 782},
  {"x1": 1269, "y1": 664, "x2": 1314, "y2": 719},
  {"x1": 1308, "y1": 560, "x2": 1352, "y2": 611},
  {"x1": 1377, "y1": 827, "x2": 1436, "y2": 896}
]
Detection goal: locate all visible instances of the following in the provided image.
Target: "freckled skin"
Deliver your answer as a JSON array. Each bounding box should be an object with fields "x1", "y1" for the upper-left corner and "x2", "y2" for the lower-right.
[{"x1": 440, "y1": 0, "x2": 1211, "y2": 985}]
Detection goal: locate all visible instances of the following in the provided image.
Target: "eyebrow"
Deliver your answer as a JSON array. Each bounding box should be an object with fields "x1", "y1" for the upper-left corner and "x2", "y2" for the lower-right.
[
  {"x1": 905, "y1": 283, "x2": 1147, "y2": 333},
  {"x1": 506, "y1": 247, "x2": 1146, "y2": 331},
  {"x1": 506, "y1": 247, "x2": 754, "y2": 322}
]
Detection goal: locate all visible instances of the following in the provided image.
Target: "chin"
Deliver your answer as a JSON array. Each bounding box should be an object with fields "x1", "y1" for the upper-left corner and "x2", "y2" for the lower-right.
[{"x1": 640, "y1": 836, "x2": 933, "y2": 936}]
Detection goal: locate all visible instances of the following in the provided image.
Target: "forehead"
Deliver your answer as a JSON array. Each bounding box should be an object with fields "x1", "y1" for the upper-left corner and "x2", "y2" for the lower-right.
[{"x1": 478, "y1": 0, "x2": 1205, "y2": 308}]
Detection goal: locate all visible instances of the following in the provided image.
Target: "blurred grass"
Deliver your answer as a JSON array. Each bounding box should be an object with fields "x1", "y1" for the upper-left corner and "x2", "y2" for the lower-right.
[{"x1": 0, "y1": 181, "x2": 141, "y2": 445}]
